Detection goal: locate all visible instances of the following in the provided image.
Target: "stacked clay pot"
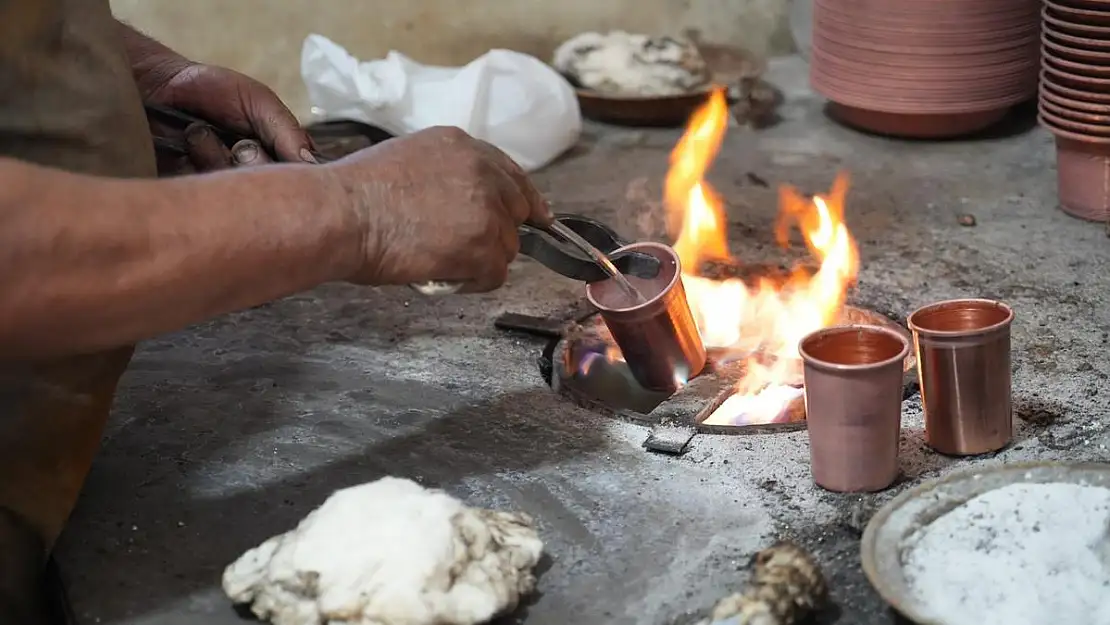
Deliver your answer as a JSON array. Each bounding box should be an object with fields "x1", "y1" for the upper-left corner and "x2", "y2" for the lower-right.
[
  {"x1": 811, "y1": 0, "x2": 1041, "y2": 139},
  {"x1": 1039, "y1": 0, "x2": 1110, "y2": 221}
]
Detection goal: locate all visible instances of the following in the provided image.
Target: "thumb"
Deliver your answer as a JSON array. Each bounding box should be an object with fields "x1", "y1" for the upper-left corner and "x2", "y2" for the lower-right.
[{"x1": 243, "y1": 88, "x2": 318, "y2": 164}]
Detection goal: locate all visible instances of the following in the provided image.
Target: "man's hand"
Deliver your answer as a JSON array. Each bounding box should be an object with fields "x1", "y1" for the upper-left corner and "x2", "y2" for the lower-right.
[
  {"x1": 332, "y1": 126, "x2": 553, "y2": 293},
  {"x1": 118, "y1": 22, "x2": 315, "y2": 170}
]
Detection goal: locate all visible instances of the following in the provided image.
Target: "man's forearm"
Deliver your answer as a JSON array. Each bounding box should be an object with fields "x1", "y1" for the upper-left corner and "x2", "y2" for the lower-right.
[{"x1": 0, "y1": 158, "x2": 360, "y2": 361}]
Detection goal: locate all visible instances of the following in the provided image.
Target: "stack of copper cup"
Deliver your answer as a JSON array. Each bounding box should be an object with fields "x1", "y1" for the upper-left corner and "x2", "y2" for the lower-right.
[
  {"x1": 811, "y1": 0, "x2": 1041, "y2": 138},
  {"x1": 1039, "y1": 0, "x2": 1110, "y2": 221},
  {"x1": 799, "y1": 299, "x2": 1015, "y2": 493}
]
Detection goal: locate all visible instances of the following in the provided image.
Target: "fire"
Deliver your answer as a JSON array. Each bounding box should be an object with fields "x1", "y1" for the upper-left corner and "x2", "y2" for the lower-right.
[{"x1": 666, "y1": 88, "x2": 860, "y2": 425}]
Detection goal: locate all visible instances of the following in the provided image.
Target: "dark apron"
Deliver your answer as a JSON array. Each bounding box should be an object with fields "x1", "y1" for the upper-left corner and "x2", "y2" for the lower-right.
[{"x1": 0, "y1": 0, "x2": 156, "y2": 621}]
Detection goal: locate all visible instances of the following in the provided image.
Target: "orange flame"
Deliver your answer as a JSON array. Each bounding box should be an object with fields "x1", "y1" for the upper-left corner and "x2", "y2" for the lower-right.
[{"x1": 665, "y1": 89, "x2": 860, "y2": 425}]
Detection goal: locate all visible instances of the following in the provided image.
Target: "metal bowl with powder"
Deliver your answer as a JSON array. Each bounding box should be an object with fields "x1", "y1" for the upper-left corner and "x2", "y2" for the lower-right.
[{"x1": 861, "y1": 462, "x2": 1110, "y2": 625}]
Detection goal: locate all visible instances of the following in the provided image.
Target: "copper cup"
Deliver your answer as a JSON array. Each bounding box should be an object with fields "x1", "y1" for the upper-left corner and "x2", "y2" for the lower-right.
[
  {"x1": 799, "y1": 324, "x2": 910, "y2": 493},
  {"x1": 908, "y1": 298, "x2": 1014, "y2": 456},
  {"x1": 585, "y1": 242, "x2": 707, "y2": 393}
]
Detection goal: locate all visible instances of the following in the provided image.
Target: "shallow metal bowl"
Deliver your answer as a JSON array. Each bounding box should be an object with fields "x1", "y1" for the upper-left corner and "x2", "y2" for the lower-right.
[{"x1": 860, "y1": 461, "x2": 1110, "y2": 624}]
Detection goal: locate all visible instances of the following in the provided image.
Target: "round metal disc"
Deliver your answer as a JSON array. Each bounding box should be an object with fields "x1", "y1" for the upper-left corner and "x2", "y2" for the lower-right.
[{"x1": 860, "y1": 462, "x2": 1110, "y2": 624}]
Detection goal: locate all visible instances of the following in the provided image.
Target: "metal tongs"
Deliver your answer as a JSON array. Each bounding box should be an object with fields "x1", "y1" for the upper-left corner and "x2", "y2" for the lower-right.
[
  {"x1": 413, "y1": 214, "x2": 661, "y2": 295},
  {"x1": 144, "y1": 104, "x2": 259, "y2": 158}
]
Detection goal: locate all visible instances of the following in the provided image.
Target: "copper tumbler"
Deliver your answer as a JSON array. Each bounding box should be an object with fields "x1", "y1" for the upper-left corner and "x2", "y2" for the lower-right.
[
  {"x1": 585, "y1": 242, "x2": 707, "y2": 393},
  {"x1": 908, "y1": 298, "x2": 1013, "y2": 456},
  {"x1": 799, "y1": 324, "x2": 910, "y2": 493}
]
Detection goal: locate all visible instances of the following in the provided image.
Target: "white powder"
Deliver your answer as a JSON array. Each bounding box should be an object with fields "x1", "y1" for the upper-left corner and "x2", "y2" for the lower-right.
[{"x1": 903, "y1": 483, "x2": 1110, "y2": 625}]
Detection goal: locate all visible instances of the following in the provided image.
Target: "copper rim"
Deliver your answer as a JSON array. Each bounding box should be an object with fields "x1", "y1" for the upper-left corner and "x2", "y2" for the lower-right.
[
  {"x1": 814, "y1": 32, "x2": 1040, "y2": 60},
  {"x1": 816, "y1": 34, "x2": 1039, "y2": 71},
  {"x1": 1041, "y1": 80, "x2": 1110, "y2": 111},
  {"x1": 1040, "y1": 113, "x2": 1110, "y2": 143},
  {"x1": 1040, "y1": 97, "x2": 1110, "y2": 126},
  {"x1": 799, "y1": 324, "x2": 910, "y2": 373},
  {"x1": 907, "y1": 299, "x2": 1014, "y2": 339},
  {"x1": 817, "y1": 0, "x2": 1040, "y2": 23},
  {"x1": 1043, "y1": 4, "x2": 1110, "y2": 37},
  {"x1": 812, "y1": 54, "x2": 1039, "y2": 83},
  {"x1": 1040, "y1": 107, "x2": 1110, "y2": 137},
  {"x1": 1042, "y1": 31, "x2": 1110, "y2": 64},
  {"x1": 814, "y1": 23, "x2": 1040, "y2": 47},
  {"x1": 812, "y1": 71, "x2": 1035, "y2": 113},
  {"x1": 1045, "y1": 0, "x2": 1110, "y2": 24},
  {"x1": 1043, "y1": 49, "x2": 1110, "y2": 78},
  {"x1": 1042, "y1": 22, "x2": 1110, "y2": 49},
  {"x1": 585, "y1": 242, "x2": 681, "y2": 314},
  {"x1": 1043, "y1": 60, "x2": 1110, "y2": 86},
  {"x1": 1041, "y1": 68, "x2": 1110, "y2": 103}
]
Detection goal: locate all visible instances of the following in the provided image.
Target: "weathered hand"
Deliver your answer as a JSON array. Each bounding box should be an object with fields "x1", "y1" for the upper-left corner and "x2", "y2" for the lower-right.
[
  {"x1": 141, "y1": 63, "x2": 316, "y2": 170},
  {"x1": 331, "y1": 127, "x2": 553, "y2": 293}
]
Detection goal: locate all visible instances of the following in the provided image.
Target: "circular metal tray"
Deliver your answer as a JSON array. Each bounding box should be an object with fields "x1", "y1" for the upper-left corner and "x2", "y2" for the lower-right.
[
  {"x1": 566, "y1": 44, "x2": 766, "y2": 127},
  {"x1": 860, "y1": 462, "x2": 1110, "y2": 624}
]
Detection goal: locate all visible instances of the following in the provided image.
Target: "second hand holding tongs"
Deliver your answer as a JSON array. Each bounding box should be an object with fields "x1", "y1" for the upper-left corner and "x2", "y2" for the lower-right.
[{"x1": 413, "y1": 214, "x2": 661, "y2": 295}]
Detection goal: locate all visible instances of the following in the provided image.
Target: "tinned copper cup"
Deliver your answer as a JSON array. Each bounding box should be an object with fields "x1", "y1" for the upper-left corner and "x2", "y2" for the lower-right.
[
  {"x1": 908, "y1": 298, "x2": 1014, "y2": 456},
  {"x1": 585, "y1": 242, "x2": 707, "y2": 393},
  {"x1": 799, "y1": 324, "x2": 910, "y2": 493}
]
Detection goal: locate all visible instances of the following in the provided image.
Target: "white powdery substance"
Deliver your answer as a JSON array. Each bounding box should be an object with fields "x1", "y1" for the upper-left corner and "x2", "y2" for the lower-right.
[{"x1": 903, "y1": 483, "x2": 1110, "y2": 625}]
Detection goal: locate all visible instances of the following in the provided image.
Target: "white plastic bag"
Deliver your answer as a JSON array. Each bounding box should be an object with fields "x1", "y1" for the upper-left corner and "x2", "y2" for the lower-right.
[{"x1": 301, "y1": 34, "x2": 582, "y2": 172}]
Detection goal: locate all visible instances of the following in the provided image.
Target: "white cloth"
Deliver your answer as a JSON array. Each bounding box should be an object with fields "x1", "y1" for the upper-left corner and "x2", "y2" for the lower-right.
[{"x1": 301, "y1": 35, "x2": 582, "y2": 172}]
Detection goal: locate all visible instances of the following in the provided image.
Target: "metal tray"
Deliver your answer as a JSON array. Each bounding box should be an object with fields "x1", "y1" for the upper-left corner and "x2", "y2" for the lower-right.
[
  {"x1": 860, "y1": 461, "x2": 1110, "y2": 624},
  {"x1": 567, "y1": 44, "x2": 766, "y2": 127}
]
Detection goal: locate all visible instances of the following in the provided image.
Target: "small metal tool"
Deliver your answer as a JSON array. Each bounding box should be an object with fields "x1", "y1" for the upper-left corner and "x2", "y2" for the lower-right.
[{"x1": 144, "y1": 104, "x2": 256, "y2": 157}]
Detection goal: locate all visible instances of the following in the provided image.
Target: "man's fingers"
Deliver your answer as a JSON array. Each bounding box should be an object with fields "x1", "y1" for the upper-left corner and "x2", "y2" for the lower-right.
[
  {"x1": 487, "y1": 167, "x2": 527, "y2": 259},
  {"x1": 184, "y1": 123, "x2": 235, "y2": 172},
  {"x1": 243, "y1": 88, "x2": 318, "y2": 164},
  {"x1": 232, "y1": 140, "x2": 274, "y2": 167},
  {"x1": 475, "y1": 139, "x2": 552, "y2": 226}
]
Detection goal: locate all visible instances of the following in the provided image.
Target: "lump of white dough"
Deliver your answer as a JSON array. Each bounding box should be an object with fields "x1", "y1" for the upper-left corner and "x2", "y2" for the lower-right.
[
  {"x1": 552, "y1": 31, "x2": 711, "y2": 97},
  {"x1": 222, "y1": 477, "x2": 544, "y2": 625}
]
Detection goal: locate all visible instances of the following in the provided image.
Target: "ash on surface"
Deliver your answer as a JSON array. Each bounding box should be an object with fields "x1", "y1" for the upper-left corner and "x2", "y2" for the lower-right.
[{"x1": 903, "y1": 483, "x2": 1110, "y2": 625}]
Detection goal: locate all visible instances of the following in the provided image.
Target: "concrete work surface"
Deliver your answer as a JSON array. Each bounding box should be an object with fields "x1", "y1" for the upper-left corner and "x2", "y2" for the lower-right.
[{"x1": 56, "y1": 56, "x2": 1110, "y2": 625}]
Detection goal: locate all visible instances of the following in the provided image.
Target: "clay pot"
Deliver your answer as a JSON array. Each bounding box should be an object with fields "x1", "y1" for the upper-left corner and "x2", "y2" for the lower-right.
[{"x1": 810, "y1": 0, "x2": 1040, "y2": 138}]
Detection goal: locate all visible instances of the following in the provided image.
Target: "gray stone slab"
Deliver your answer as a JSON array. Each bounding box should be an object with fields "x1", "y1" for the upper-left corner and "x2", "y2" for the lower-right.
[{"x1": 53, "y1": 56, "x2": 1110, "y2": 625}]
